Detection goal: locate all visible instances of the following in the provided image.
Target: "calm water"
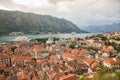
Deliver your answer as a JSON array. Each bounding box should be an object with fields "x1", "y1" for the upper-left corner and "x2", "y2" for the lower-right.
[{"x1": 0, "y1": 33, "x2": 98, "y2": 44}]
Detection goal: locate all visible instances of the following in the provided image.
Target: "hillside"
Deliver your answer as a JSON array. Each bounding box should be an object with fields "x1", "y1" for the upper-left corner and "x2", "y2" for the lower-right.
[{"x1": 0, "y1": 10, "x2": 85, "y2": 35}]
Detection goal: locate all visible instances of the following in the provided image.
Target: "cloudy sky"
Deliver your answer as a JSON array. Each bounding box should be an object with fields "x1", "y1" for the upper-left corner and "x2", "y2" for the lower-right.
[{"x1": 0, "y1": 0, "x2": 120, "y2": 27}]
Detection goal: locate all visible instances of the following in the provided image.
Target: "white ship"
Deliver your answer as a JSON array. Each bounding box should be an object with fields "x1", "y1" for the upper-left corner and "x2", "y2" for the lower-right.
[
  {"x1": 14, "y1": 36, "x2": 29, "y2": 41},
  {"x1": 71, "y1": 32, "x2": 76, "y2": 35}
]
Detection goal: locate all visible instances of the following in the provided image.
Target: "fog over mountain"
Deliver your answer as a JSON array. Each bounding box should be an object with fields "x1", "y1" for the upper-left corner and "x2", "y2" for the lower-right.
[{"x1": 80, "y1": 23, "x2": 120, "y2": 33}]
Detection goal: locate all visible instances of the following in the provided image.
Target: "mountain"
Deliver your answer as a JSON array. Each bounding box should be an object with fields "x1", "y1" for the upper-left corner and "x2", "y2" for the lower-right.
[
  {"x1": 0, "y1": 10, "x2": 85, "y2": 35},
  {"x1": 80, "y1": 23, "x2": 120, "y2": 33}
]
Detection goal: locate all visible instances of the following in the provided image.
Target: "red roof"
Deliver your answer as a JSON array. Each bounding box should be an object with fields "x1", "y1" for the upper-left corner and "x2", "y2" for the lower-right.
[
  {"x1": 104, "y1": 59, "x2": 118, "y2": 65},
  {"x1": 61, "y1": 52, "x2": 75, "y2": 60},
  {"x1": 12, "y1": 56, "x2": 31, "y2": 62},
  {"x1": 0, "y1": 64, "x2": 6, "y2": 68},
  {"x1": 77, "y1": 49, "x2": 89, "y2": 57},
  {"x1": 84, "y1": 58, "x2": 94, "y2": 65},
  {"x1": 59, "y1": 74, "x2": 78, "y2": 80},
  {"x1": 17, "y1": 70, "x2": 30, "y2": 80},
  {"x1": 0, "y1": 54, "x2": 10, "y2": 59}
]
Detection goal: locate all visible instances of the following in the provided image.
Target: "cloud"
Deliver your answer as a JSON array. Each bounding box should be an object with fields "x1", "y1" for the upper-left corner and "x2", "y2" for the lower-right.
[
  {"x1": 0, "y1": 0, "x2": 15, "y2": 9},
  {"x1": 48, "y1": 0, "x2": 75, "y2": 5},
  {"x1": 56, "y1": 0, "x2": 120, "y2": 26},
  {"x1": 0, "y1": 0, "x2": 120, "y2": 27}
]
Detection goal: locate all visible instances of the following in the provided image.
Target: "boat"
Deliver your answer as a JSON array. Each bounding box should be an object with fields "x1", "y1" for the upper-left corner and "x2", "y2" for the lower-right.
[
  {"x1": 14, "y1": 36, "x2": 29, "y2": 41},
  {"x1": 71, "y1": 32, "x2": 76, "y2": 35}
]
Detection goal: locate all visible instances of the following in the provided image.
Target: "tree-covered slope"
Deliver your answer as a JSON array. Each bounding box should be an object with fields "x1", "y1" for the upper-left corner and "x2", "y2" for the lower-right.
[{"x1": 0, "y1": 10, "x2": 85, "y2": 35}]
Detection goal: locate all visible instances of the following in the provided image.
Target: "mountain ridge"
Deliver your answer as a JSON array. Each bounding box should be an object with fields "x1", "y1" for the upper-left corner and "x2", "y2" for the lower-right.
[
  {"x1": 0, "y1": 10, "x2": 85, "y2": 35},
  {"x1": 80, "y1": 23, "x2": 120, "y2": 33}
]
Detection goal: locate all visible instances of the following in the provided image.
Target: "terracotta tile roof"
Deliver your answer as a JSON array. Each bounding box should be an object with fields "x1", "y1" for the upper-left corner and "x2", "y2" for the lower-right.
[
  {"x1": 7, "y1": 76, "x2": 17, "y2": 80},
  {"x1": 67, "y1": 60, "x2": 88, "y2": 69},
  {"x1": 48, "y1": 60, "x2": 63, "y2": 66},
  {"x1": 50, "y1": 55, "x2": 58, "y2": 59},
  {"x1": 52, "y1": 72, "x2": 65, "y2": 80},
  {"x1": 14, "y1": 48, "x2": 27, "y2": 54},
  {"x1": 17, "y1": 70, "x2": 30, "y2": 80},
  {"x1": 26, "y1": 60, "x2": 36, "y2": 66},
  {"x1": 104, "y1": 58, "x2": 118, "y2": 65},
  {"x1": 33, "y1": 71, "x2": 39, "y2": 80},
  {"x1": 0, "y1": 76, "x2": 6, "y2": 80},
  {"x1": 33, "y1": 45, "x2": 46, "y2": 52},
  {"x1": 1, "y1": 67, "x2": 11, "y2": 72},
  {"x1": 37, "y1": 71, "x2": 45, "y2": 79},
  {"x1": 80, "y1": 49, "x2": 88, "y2": 54},
  {"x1": 79, "y1": 60, "x2": 84, "y2": 64},
  {"x1": 48, "y1": 60, "x2": 54, "y2": 65},
  {"x1": 102, "y1": 46, "x2": 114, "y2": 53},
  {"x1": 91, "y1": 66, "x2": 100, "y2": 72},
  {"x1": 61, "y1": 52, "x2": 75, "y2": 60},
  {"x1": 59, "y1": 65, "x2": 68, "y2": 72},
  {"x1": 71, "y1": 49, "x2": 80, "y2": 55},
  {"x1": 84, "y1": 58, "x2": 94, "y2": 65},
  {"x1": 0, "y1": 64, "x2": 6, "y2": 68},
  {"x1": 46, "y1": 70, "x2": 56, "y2": 79},
  {"x1": 12, "y1": 56, "x2": 31, "y2": 62},
  {"x1": 0, "y1": 54, "x2": 10, "y2": 59},
  {"x1": 59, "y1": 74, "x2": 78, "y2": 80},
  {"x1": 37, "y1": 56, "x2": 43, "y2": 60},
  {"x1": 77, "y1": 49, "x2": 89, "y2": 57},
  {"x1": 36, "y1": 60, "x2": 43, "y2": 64},
  {"x1": 24, "y1": 49, "x2": 34, "y2": 55},
  {"x1": 16, "y1": 63, "x2": 24, "y2": 67},
  {"x1": 65, "y1": 48, "x2": 72, "y2": 53},
  {"x1": 91, "y1": 61, "x2": 99, "y2": 67},
  {"x1": 52, "y1": 65, "x2": 60, "y2": 73}
]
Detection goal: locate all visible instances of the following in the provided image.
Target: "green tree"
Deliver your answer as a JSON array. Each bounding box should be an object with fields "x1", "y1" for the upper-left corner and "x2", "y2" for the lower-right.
[
  {"x1": 116, "y1": 72, "x2": 120, "y2": 80},
  {"x1": 87, "y1": 46, "x2": 98, "y2": 51},
  {"x1": 11, "y1": 46, "x2": 17, "y2": 52},
  {"x1": 69, "y1": 41, "x2": 76, "y2": 49}
]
